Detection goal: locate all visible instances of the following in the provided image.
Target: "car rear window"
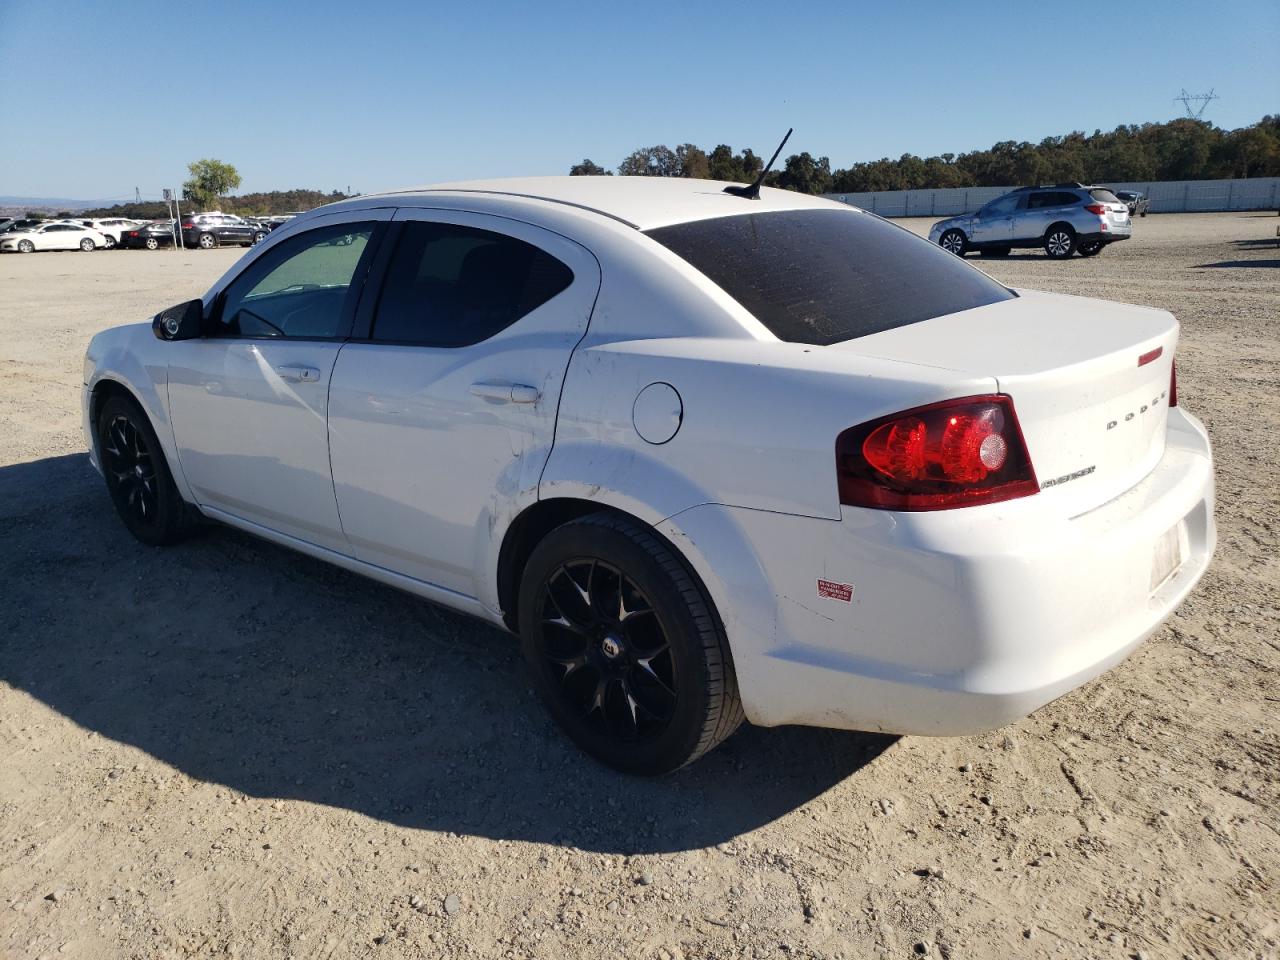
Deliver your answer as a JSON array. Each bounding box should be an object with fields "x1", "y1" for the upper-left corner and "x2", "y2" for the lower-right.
[
  {"x1": 1090, "y1": 189, "x2": 1120, "y2": 203},
  {"x1": 644, "y1": 209, "x2": 1014, "y2": 346}
]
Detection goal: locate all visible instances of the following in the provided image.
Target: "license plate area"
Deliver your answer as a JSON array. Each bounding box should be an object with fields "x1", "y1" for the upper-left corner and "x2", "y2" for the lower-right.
[{"x1": 1150, "y1": 521, "x2": 1188, "y2": 593}]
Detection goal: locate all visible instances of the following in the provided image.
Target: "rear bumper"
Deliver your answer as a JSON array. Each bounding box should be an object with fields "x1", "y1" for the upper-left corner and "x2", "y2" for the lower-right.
[
  {"x1": 1081, "y1": 229, "x2": 1131, "y2": 243},
  {"x1": 661, "y1": 408, "x2": 1214, "y2": 735}
]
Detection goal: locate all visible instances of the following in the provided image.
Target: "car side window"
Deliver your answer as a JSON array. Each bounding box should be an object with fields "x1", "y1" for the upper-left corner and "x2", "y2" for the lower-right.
[
  {"x1": 982, "y1": 195, "x2": 1020, "y2": 217},
  {"x1": 214, "y1": 222, "x2": 375, "y2": 339},
  {"x1": 370, "y1": 221, "x2": 574, "y2": 347}
]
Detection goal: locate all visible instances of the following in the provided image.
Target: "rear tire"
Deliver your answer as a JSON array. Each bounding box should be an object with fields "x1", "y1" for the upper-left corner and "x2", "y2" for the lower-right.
[
  {"x1": 940, "y1": 229, "x2": 967, "y2": 256},
  {"x1": 1077, "y1": 239, "x2": 1104, "y2": 257},
  {"x1": 144, "y1": 237, "x2": 159, "y2": 250},
  {"x1": 1044, "y1": 225, "x2": 1076, "y2": 259},
  {"x1": 96, "y1": 395, "x2": 195, "y2": 547},
  {"x1": 518, "y1": 513, "x2": 743, "y2": 775},
  {"x1": 980, "y1": 246, "x2": 1011, "y2": 258},
  {"x1": 79, "y1": 238, "x2": 95, "y2": 251},
  {"x1": 104, "y1": 235, "x2": 116, "y2": 249},
  {"x1": 198, "y1": 233, "x2": 216, "y2": 249}
]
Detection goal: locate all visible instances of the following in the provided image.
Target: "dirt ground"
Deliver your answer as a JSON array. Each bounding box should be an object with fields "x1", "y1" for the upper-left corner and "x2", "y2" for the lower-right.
[{"x1": 1, "y1": 213, "x2": 1277, "y2": 960}]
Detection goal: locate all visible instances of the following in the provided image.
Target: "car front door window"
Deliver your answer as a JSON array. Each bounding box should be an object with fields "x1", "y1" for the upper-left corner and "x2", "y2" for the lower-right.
[{"x1": 216, "y1": 223, "x2": 374, "y2": 339}]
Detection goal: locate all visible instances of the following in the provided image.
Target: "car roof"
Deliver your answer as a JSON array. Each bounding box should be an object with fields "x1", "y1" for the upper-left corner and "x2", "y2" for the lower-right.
[{"x1": 364, "y1": 176, "x2": 840, "y2": 231}]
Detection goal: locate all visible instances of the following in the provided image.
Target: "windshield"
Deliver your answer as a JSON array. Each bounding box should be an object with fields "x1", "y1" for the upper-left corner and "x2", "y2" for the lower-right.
[{"x1": 644, "y1": 209, "x2": 1015, "y2": 346}]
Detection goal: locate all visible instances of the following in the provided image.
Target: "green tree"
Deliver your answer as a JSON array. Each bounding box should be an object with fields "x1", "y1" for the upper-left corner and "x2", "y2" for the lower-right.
[
  {"x1": 183, "y1": 158, "x2": 242, "y2": 211},
  {"x1": 617, "y1": 145, "x2": 681, "y2": 177},
  {"x1": 569, "y1": 159, "x2": 611, "y2": 176},
  {"x1": 775, "y1": 152, "x2": 832, "y2": 195},
  {"x1": 675, "y1": 143, "x2": 710, "y2": 179}
]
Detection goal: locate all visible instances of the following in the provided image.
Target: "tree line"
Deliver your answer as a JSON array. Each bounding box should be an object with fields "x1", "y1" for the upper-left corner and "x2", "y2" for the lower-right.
[
  {"x1": 570, "y1": 116, "x2": 1280, "y2": 194},
  {"x1": 80, "y1": 188, "x2": 353, "y2": 220}
]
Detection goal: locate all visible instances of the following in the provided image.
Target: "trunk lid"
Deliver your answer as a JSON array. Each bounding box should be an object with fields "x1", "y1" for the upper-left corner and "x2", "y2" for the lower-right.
[{"x1": 834, "y1": 289, "x2": 1178, "y2": 515}]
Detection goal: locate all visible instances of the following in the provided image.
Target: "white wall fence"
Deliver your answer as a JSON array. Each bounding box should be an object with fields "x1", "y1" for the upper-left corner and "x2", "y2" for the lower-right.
[{"x1": 824, "y1": 177, "x2": 1280, "y2": 218}]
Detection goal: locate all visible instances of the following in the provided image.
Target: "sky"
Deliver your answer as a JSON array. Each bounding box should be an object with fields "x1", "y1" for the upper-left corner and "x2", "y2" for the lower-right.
[{"x1": 0, "y1": 0, "x2": 1276, "y2": 201}]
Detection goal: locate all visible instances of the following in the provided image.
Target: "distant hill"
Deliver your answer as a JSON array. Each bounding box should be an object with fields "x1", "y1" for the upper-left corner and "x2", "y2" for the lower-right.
[{"x1": 0, "y1": 196, "x2": 107, "y2": 216}]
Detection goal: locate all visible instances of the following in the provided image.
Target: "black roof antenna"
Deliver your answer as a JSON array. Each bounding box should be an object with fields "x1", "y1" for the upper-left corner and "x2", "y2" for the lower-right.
[{"x1": 723, "y1": 128, "x2": 792, "y2": 200}]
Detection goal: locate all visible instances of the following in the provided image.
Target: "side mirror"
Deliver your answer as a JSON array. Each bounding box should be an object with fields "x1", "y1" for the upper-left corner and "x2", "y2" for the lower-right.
[{"x1": 152, "y1": 299, "x2": 203, "y2": 341}]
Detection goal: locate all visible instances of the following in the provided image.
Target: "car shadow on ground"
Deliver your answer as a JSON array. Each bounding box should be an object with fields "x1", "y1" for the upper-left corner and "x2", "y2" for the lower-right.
[
  {"x1": 1195, "y1": 259, "x2": 1280, "y2": 268},
  {"x1": 0, "y1": 453, "x2": 893, "y2": 854}
]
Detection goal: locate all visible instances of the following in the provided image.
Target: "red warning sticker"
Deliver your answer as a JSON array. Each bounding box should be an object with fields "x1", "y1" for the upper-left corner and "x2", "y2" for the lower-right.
[{"x1": 817, "y1": 579, "x2": 854, "y2": 602}]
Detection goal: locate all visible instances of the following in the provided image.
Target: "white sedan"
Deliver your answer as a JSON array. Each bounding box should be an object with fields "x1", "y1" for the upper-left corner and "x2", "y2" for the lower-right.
[
  {"x1": 3, "y1": 221, "x2": 110, "y2": 253},
  {"x1": 82, "y1": 177, "x2": 1215, "y2": 773}
]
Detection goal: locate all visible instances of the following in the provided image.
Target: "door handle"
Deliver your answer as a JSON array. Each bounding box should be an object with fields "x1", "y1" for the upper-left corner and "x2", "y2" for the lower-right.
[
  {"x1": 470, "y1": 380, "x2": 540, "y2": 404},
  {"x1": 275, "y1": 364, "x2": 321, "y2": 383}
]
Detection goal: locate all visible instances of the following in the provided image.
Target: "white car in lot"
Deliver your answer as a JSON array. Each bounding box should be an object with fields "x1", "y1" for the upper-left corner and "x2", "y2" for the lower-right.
[
  {"x1": 3, "y1": 221, "x2": 110, "y2": 253},
  {"x1": 78, "y1": 218, "x2": 145, "y2": 248},
  {"x1": 82, "y1": 177, "x2": 1215, "y2": 773}
]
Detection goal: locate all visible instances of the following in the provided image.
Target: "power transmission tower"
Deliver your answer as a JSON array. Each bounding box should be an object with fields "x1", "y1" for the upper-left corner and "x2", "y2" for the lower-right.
[{"x1": 1174, "y1": 88, "x2": 1218, "y2": 119}]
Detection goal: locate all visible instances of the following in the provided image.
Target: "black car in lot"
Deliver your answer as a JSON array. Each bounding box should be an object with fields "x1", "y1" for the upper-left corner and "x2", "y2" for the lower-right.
[
  {"x1": 180, "y1": 213, "x2": 263, "y2": 249},
  {"x1": 120, "y1": 220, "x2": 179, "y2": 250},
  {"x1": 1113, "y1": 190, "x2": 1149, "y2": 217}
]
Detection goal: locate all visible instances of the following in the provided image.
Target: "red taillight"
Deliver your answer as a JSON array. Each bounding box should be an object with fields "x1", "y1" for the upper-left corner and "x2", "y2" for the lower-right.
[
  {"x1": 1169, "y1": 360, "x2": 1178, "y2": 407},
  {"x1": 1084, "y1": 203, "x2": 1107, "y2": 215},
  {"x1": 836, "y1": 395, "x2": 1039, "y2": 511}
]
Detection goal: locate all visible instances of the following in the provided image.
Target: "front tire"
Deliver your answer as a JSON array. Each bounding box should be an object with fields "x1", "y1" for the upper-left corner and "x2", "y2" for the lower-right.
[
  {"x1": 17, "y1": 239, "x2": 34, "y2": 253},
  {"x1": 518, "y1": 513, "x2": 743, "y2": 775},
  {"x1": 198, "y1": 233, "x2": 216, "y2": 249},
  {"x1": 79, "y1": 238, "x2": 96, "y2": 251},
  {"x1": 96, "y1": 395, "x2": 194, "y2": 546},
  {"x1": 1044, "y1": 225, "x2": 1076, "y2": 259},
  {"x1": 940, "y1": 229, "x2": 967, "y2": 256}
]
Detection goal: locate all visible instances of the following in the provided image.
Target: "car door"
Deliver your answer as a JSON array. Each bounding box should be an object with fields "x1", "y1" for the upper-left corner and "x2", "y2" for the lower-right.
[
  {"x1": 969, "y1": 194, "x2": 1020, "y2": 244},
  {"x1": 41, "y1": 225, "x2": 73, "y2": 250},
  {"x1": 1018, "y1": 191, "x2": 1066, "y2": 240},
  {"x1": 327, "y1": 208, "x2": 600, "y2": 599},
  {"x1": 165, "y1": 211, "x2": 391, "y2": 550}
]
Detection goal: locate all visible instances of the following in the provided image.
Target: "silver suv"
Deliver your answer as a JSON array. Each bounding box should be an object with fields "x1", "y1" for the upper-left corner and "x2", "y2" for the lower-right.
[{"x1": 928, "y1": 184, "x2": 1132, "y2": 259}]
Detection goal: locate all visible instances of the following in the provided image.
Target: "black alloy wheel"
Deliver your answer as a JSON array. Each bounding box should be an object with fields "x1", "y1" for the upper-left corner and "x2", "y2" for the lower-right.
[
  {"x1": 97, "y1": 395, "x2": 193, "y2": 546},
  {"x1": 538, "y1": 558, "x2": 677, "y2": 741},
  {"x1": 519, "y1": 513, "x2": 743, "y2": 774}
]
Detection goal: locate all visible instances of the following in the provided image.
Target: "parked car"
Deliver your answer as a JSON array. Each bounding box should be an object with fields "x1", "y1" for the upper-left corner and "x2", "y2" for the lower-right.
[
  {"x1": 1113, "y1": 190, "x2": 1150, "y2": 217},
  {"x1": 2, "y1": 218, "x2": 49, "y2": 234},
  {"x1": 83, "y1": 177, "x2": 1214, "y2": 773},
  {"x1": 180, "y1": 213, "x2": 258, "y2": 249},
  {"x1": 1, "y1": 221, "x2": 109, "y2": 253},
  {"x1": 120, "y1": 220, "x2": 179, "y2": 250},
  {"x1": 929, "y1": 184, "x2": 1132, "y2": 258},
  {"x1": 77, "y1": 218, "x2": 145, "y2": 248},
  {"x1": 0, "y1": 218, "x2": 15, "y2": 233}
]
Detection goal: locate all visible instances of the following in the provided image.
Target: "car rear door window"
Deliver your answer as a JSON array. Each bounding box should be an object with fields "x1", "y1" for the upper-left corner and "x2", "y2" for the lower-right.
[
  {"x1": 214, "y1": 222, "x2": 375, "y2": 339},
  {"x1": 370, "y1": 221, "x2": 574, "y2": 346},
  {"x1": 646, "y1": 209, "x2": 1014, "y2": 346},
  {"x1": 1090, "y1": 188, "x2": 1121, "y2": 203}
]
